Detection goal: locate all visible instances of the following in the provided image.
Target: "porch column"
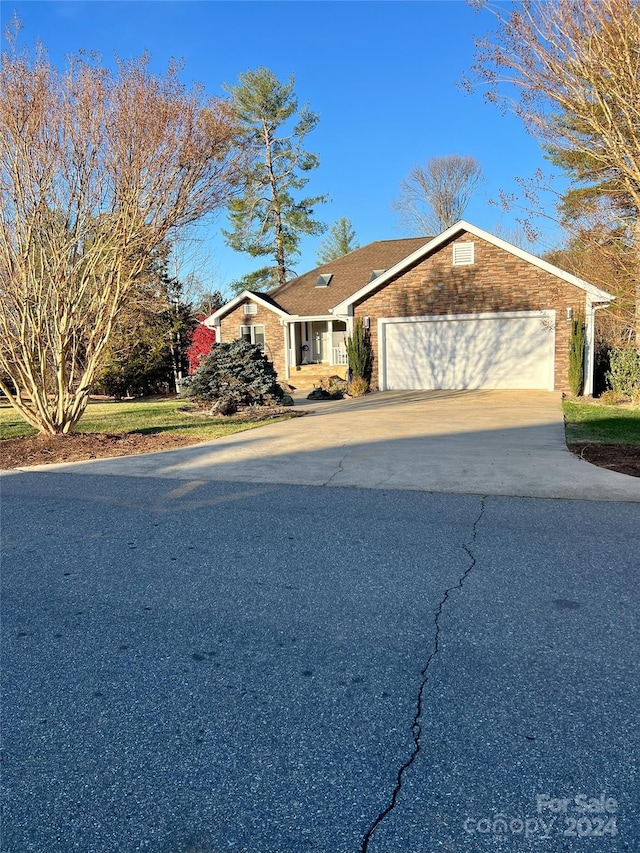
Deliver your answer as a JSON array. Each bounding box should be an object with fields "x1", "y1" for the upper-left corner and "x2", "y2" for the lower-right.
[
  {"x1": 288, "y1": 322, "x2": 298, "y2": 378},
  {"x1": 328, "y1": 319, "x2": 333, "y2": 364}
]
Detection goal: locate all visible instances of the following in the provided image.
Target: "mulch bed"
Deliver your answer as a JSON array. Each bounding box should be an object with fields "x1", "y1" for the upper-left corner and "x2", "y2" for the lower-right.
[
  {"x1": 0, "y1": 406, "x2": 303, "y2": 470},
  {"x1": 567, "y1": 443, "x2": 640, "y2": 479},
  {"x1": 0, "y1": 432, "x2": 204, "y2": 470}
]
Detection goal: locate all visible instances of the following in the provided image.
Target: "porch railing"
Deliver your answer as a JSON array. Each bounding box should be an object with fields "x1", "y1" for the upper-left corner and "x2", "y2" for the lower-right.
[{"x1": 332, "y1": 346, "x2": 348, "y2": 365}]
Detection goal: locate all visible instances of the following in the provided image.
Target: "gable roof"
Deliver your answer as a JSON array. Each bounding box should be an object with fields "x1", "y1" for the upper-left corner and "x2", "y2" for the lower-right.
[
  {"x1": 203, "y1": 289, "x2": 290, "y2": 326},
  {"x1": 206, "y1": 221, "x2": 614, "y2": 326},
  {"x1": 331, "y1": 220, "x2": 614, "y2": 313},
  {"x1": 205, "y1": 238, "x2": 430, "y2": 324},
  {"x1": 267, "y1": 237, "x2": 429, "y2": 316}
]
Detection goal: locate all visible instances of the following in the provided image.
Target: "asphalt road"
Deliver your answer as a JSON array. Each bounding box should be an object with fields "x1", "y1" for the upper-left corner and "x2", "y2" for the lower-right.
[{"x1": 1, "y1": 472, "x2": 638, "y2": 852}]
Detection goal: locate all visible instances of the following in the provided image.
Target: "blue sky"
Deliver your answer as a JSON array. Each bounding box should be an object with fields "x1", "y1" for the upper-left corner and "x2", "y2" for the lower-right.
[{"x1": 1, "y1": 0, "x2": 561, "y2": 294}]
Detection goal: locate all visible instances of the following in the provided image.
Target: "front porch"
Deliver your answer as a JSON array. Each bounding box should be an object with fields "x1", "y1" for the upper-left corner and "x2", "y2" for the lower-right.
[{"x1": 285, "y1": 318, "x2": 349, "y2": 380}]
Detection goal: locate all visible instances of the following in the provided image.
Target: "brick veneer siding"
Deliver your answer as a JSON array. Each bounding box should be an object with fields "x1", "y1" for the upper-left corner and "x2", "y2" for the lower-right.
[
  {"x1": 355, "y1": 234, "x2": 583, "y2": 391},
  {"x1": 219, "y1": 301, "x2": 287, "y2": 380}
]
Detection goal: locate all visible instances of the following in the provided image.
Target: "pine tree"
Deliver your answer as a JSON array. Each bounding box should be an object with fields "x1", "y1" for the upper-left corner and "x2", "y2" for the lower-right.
[
  {"x1": 316, "y1": 218, "x2": 360, "y2": 264},
  {"x1": 223, "y1": 67, "x2": 327, "y2": 292}
]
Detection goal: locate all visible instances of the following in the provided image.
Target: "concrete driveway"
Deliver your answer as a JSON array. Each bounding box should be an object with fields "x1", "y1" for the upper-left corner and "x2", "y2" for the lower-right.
[{"x1": 17, "y1": 390, "x2": 640, "y2": 501}]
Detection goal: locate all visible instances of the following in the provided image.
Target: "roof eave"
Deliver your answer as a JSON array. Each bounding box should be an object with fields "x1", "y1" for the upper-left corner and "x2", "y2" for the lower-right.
[
  {"x1": 331, "y1": 220, "x2": 616, "y2": 312},
  {"x1": 203, "y1": 290, "x2": 290, "y2": 326}
]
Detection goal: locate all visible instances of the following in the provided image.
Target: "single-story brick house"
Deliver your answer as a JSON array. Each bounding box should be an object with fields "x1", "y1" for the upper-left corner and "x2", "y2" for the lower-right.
[{"x1": 204, "y1": 221, "x2": 614, "y2": 395}]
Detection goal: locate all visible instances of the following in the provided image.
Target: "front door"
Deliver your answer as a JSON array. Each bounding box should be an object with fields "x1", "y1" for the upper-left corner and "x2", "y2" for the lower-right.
[{"x1": 311, "y1": 321, "x2": 329, "y2": 362}]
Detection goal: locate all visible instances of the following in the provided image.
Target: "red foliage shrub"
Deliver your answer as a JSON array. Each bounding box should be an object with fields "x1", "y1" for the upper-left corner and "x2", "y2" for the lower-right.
[{"x1": 186, "y1": 320, "x2": 216, "y2": 375}]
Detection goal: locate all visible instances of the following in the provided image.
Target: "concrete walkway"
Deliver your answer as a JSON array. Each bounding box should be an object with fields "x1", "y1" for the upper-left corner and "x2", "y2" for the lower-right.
[{"x1": 13, "y1": 390, "x2": 640, "y2": 501}]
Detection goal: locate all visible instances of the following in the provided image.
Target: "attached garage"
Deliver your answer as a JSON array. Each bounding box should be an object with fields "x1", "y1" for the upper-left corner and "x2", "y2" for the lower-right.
[
  {"x1": 379, "y1": 311, "x2": 556, "y2": 391},
  {"x1": 210, "y1": 221, "x2": 615, "y2": 396}
]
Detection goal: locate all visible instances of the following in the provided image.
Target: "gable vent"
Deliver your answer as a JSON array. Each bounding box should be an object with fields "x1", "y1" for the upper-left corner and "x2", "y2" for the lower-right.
[
  {"x1": 316, "y1": 273, "x2": 333, "y2": 288},
  {"x1": 243, "y1": 302, "x2": 258, "y2": 315},
  {"x1": 453, "y1": 242, "x2": 475, "y2": 265},
  {"x1": 369, "y1": 269, "x2": 386, "y2": 282}
]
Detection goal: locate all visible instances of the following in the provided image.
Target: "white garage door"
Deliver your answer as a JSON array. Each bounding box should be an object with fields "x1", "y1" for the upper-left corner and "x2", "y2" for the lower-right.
[{"x1": 381, "y1": 311, "x2": 555, "y2": 391}]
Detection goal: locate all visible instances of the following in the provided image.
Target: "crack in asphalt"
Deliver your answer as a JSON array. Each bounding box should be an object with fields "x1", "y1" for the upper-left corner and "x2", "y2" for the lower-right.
[{"x1": 360, "y1": 496, "x2": 487, "y2": 852}]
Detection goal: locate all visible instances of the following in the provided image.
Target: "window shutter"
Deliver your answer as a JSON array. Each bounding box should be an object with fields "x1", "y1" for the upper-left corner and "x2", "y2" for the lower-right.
[{"x1": 244, "y1": 303, "x2": 258, "y2": 315}]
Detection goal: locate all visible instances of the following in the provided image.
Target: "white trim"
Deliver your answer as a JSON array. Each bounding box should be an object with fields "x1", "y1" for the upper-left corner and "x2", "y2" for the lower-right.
[
  {"x1": 583, "y1": 295, "x2": 610, "y2": 396},
  {"x1": 378, "y1": 309, "x2": 550, "y2": 324},
  {"x1": 378, "y1": 310, "x2": 556, "y2": 392},
  {"x1": 331, "y1": 220, "x2": 615, "y2": 314},
  {"x1": 204, "y1": 290, "x2": 289, "y2": 326},
  {"x1": 285, "y1": 323, "x2": 294, "y2": 379},
  {"x1": 280, "y1": 314, "x2": 334, "y2": 324}
]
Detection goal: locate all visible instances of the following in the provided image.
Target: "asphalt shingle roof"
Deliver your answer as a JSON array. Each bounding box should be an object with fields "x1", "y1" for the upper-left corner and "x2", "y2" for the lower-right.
[{"x1": 266, "y1": 237, "x2": 429, "y2": 316}]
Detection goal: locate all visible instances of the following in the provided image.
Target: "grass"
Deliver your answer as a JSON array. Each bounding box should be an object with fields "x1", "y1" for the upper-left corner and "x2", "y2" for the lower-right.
[
  {"x1": 563, "y1": 398, "x2": 640, "y2": 446},
  {"x1": 0, "y1": 398, "x2": 296, "y2": 441}
]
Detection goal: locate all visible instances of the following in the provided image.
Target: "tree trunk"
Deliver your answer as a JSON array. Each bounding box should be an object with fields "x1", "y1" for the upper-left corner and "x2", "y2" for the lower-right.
[
  {"x1": 634, "y1": 221, "x2": 640, "y2": 347},
  {"x1": 262, "y1": 122, "x2": 286, "y2": 288}
]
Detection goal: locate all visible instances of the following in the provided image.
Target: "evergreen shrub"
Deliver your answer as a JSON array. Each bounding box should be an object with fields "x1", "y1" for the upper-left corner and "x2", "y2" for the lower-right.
[{"x1": 183, "y1": 339, "x2": 284, "y2": 407}]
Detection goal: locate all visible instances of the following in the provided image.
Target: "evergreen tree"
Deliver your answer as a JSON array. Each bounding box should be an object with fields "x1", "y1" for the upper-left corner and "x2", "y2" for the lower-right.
[
  {"x1": 316, "y1": 218, "x2": 360, "y2": 264},
  {"x1": 95, "y1": 273, "x2": 195, "y2": 397},
  {"x1": 568, "y1": 312, "x2": 586, "y2": 396},
  {"x1": 223, "y1": 67, "x2": 327, "y2": 292}
]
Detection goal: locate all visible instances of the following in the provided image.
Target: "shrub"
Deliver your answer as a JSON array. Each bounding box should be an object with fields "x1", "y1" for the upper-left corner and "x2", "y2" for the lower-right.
[
  {"x1": 186, "y1": 321, "x2": 216, "y2": 375},
  {"x1": 593, "y1": 344, "x2": 611, "y2": 398},
  {"x1": 183, "y1": 339, "x2": 284, "y2": 407},
  {"x1": 347, "y1": 376, "x2": 369, "y2": 397},
  {"x1": 345, "y1": 318, "x2": 372, "y2": 385},
  {"x1": 606, "y1": 347, "x2": 640, "y2": 398},
  {"x1": 568, "y1": 313, "x2": 586, "y2": 396},
  {"x1": 599, "y1": 390, "x2": 631, "y2": 405}
]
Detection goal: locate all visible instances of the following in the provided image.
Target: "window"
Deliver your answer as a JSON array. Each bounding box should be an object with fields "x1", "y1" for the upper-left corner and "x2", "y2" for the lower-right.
[
  {"x1": 240, "y1": 324, "x2": 265, "y2": 351},
  {"x1": 453, "y1": 242, "x2": 475, "y2": 265},
  {"x1": 243, "y1": 302, "x2": 258, "y2": 315}
]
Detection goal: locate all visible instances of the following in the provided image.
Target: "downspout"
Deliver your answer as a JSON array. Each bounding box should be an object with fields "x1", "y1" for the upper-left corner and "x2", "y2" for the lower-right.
[{"x1": 584, "y1": 297, "x2": 611, "y2": 397}]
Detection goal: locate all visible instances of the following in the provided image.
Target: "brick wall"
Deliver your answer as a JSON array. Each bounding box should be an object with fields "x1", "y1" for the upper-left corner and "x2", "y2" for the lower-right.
[
  {"x1": 354, "y1": 234, "x2": 584, "y2": 391},
  {"x1": 219, "y1": 301, "x2": 287, "y2": 380}
]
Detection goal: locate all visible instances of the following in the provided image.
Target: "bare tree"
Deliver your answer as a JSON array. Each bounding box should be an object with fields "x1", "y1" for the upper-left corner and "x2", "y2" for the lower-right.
[
  {"x1": 466, "y1": 0, "x2": 640, "y2": 341},
  {"x1": 392, "y1": 155, "x2": 485, "y2": 236},
  {"x1": 0, "y1": 25, "x2": 242, "y2": 434}
]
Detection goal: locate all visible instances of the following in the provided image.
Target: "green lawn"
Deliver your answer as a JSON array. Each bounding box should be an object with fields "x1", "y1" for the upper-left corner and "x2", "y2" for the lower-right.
[
  {"x1": 0, "y1": 398, "x2": 296, "y2": 441},
  {"x1": 563, "y1": 398, "x2": 640, "y2": 445}
]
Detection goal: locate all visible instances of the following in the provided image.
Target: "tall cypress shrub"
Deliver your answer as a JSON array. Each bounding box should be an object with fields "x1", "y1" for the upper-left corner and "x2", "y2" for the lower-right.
[
  {"x1": 345, "y1": 318, "x2": 372, "y2": 381},
  {"x1": 568, "y1": 313, "x2": 586, "y2": 396}
]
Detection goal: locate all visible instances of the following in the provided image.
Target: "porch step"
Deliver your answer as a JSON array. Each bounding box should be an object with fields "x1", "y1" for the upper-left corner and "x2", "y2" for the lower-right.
[{"x1": 287, "y1": 365, "x2": 348, "y2": 389}]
